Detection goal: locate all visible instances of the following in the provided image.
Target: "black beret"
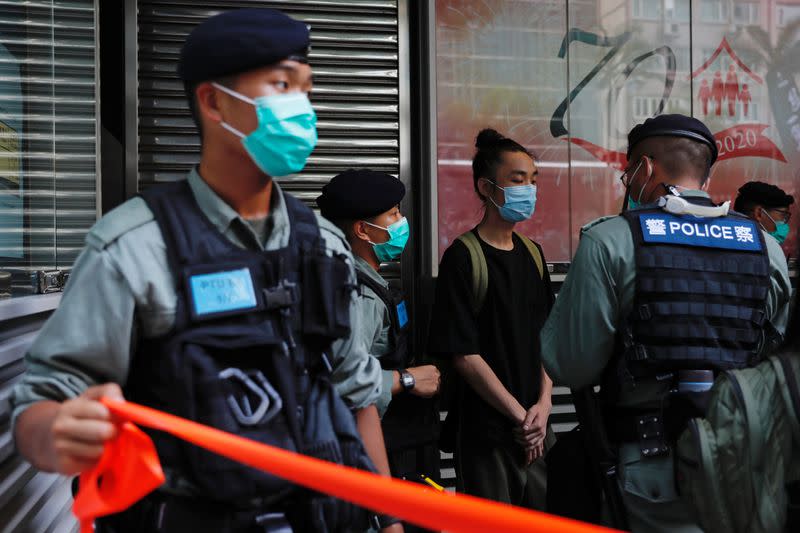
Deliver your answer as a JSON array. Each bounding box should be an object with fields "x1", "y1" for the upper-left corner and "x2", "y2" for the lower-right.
[
  {"x1": 627, "y1": 114, "x2": 718, "y2": 165},
  {"x1": 178, "y1": 8, "x2": 309, "y2": 82},
  {"x1": 736, "y1": 181, "x2": 795, "y2": 209},
  {"x1": 317, "y1": 169, "x2": 406, "y2": 221}
]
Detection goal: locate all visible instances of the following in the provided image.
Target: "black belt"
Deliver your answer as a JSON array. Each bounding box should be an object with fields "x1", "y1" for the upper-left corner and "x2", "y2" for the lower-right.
[{"x1": 95, "y1": 491, "x2": 290, "y2": 533}]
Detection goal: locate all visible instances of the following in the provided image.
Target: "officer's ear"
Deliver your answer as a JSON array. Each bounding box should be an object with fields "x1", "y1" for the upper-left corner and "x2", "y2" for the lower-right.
[
  {"x1": 195, "y1": 81, "x2": 224, "y2": 125},
  {"x1": 352, "y1": 220, "x2": 372, "y2": 243}
]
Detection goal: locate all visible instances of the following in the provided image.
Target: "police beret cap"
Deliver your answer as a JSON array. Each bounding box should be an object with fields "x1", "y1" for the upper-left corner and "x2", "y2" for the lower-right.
[
  {"x1": 317, "y1": 169, "x2": 406, "y2": 221},
  {"x1": 627, "y1": 114, "x2": 718, "y2": 165},
  {"x1": 178, "y1": 8, "x2": 309, "y2": 82},
  {"x1": 736, "y1": 181, "x2": 795, "y2": 208}
]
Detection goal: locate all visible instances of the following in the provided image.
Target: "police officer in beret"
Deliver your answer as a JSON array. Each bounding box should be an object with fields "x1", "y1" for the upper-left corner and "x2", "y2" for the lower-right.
[
  {"x1": 541, "y1": 114, "x2": 791, "y2": 532},
  {"x1": 12, "y1": 8, "x2": 400, "y2": 532},
  {"x1": 317, "y1": 170, "x2": 442, "y2": 531},
  {"x1": 734, "y1": 181, "x2": 795, "y2": 246}
]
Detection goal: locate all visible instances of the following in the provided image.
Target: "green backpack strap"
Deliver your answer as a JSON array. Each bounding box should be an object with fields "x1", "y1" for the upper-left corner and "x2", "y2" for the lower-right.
[
  {"x1": 456, "y1": 231, "x2": 488, "y2": 314},
  {"x1": 514, "y1": 231, "x2": 545, "y2": 279},
  {"x1": 456, "y1": 230, "x2": 545, "y2": 314}
]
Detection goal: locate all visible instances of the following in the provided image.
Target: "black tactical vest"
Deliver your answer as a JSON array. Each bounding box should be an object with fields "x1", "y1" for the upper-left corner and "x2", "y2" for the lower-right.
[
  {"x1": 355, "y1": 271, "x2": 438, "y2": 450},
  {"x1": 124, "y1": 181, "x2": 375, "y2": 531},
  {"x1": 621, "y1": 199, "x2": 771, "y2": 378}
]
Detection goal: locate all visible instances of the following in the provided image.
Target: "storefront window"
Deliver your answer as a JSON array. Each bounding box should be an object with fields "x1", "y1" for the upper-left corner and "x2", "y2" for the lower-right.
[
  {"x1": 434, "y1": 0, "x2": 800, "y2": 264},
  {"x1": 0, "y1": 1, "x2": 97, "y2": 298}
]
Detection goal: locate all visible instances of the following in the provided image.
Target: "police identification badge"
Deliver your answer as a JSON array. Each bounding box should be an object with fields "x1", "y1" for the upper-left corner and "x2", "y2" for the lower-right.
[
  {"x1": 189, "y1": 267, "x2": 258, "y2": 316},
  {"x1": 639, "y1": 214, "x2": 763, "y2": 252},
  {"x1": 396, "y1": 300, "x2": 409, "y2": 328}
]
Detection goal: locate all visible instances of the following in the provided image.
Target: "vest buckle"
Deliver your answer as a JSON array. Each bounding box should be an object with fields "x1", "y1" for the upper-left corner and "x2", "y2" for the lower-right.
[
  {"x1": 636, "y1": 414, "x2": 669, "y2": 458},
  {"x1": 263, "y1": 280, "x2": 298, "y2": 311},
  {"x1": 218, "y1": 367, "x2": 283, "y2": 426}
]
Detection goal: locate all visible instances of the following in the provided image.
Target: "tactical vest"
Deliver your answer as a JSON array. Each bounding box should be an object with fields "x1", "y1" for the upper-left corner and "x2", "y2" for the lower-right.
[
  {"x1": 355, "y1": 271, "x2": 438, "y2": 450},
  {"x1": 355, "y1": 270, "x2": 409, "y2": 371},
  {"x1": 124, "y1": 181, "x2": 375, "y2": 531},
  {"x1": 620, "y1": 200, "x2": 770, "y2": 378}
]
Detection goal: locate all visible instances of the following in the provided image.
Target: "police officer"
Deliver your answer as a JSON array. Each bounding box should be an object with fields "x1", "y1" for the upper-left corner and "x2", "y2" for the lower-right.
[
  {"x1": 541, "y1": 114, "x2": 791, "y2": 532},
  {"x1": 11, "y1": 9, "x2": 400, "y2": 532},
  {"x1": 317, "y1": 170, "x2": 442, "y2": 523},
  {"x1": 734, "y1": 181, "x2": 795, "y2": 245}
]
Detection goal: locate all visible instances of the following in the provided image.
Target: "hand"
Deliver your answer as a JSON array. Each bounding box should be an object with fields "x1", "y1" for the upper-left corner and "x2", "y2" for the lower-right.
[
  {"x1": 407, "y1": 365, "x2": 441, "y2": 398},
  {"x1": 50, "y1": 383, "x2": 124, "y2": 475},
  {"x1": 513, "y1": 401, "x2": 551, "y2": 450},
  {"x1": 381, "y1": 523, "x2": 404, "y2": 533},
  {"x1": 524, "y1": 441, "x2": 546, "y2": 466}
]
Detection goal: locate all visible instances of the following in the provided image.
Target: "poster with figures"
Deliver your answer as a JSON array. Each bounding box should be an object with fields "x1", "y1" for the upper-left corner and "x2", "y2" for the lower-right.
[{"x1": 435, "y1": 0, "x2": 800, "y2": 263}]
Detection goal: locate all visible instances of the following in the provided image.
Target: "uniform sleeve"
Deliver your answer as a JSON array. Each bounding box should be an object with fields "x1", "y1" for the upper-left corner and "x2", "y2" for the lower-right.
[
  {"x1": 10, "y1": 244, "x2": 136, "y2": 427},
  {"x1": 540, "y1": 231, "x2": 620, "y2": 389},
  {"x1": 328, "y1": 286, "x2": 384, "y2": 410},
  {"x1": 763, "y1": 232, "x2": 791, "y2": 334},
  {"x1": 426, "y1": 242, "x2": 480, "y2": 358}
]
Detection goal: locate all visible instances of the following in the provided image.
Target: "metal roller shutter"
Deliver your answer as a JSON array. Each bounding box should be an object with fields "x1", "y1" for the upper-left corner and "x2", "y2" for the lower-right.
[{"x1": 137, "y1": 0, "x2": 400, "y2": 204}]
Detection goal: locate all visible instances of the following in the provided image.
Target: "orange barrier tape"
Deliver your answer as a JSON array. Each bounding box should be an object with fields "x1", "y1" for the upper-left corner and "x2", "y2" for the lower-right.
[{"x1": 73, "y1": 398, "x2": 619, "y2": 533}]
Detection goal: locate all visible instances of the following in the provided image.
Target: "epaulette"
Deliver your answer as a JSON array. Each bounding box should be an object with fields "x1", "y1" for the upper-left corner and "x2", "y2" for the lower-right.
[
  {"x1": 85, "y1": 197, "x2": 155, "y2": 250},
  {"x1": 580, "y1": 215, "x2": 618, "y2": 234}
]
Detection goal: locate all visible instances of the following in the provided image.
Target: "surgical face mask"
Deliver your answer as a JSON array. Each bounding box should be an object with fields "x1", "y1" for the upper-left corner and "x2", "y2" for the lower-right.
[
  {"x1": 764, "y1": 211, "x2": 790, "y2": 244},
  {"x1": 486, "y1": 180, "x2": 537, "y2": 223},
  {"x1": 212, "y1": 83, "x2": 317, "y2": 177},
  {"x1": 363, "y1": 217, "x2": 410, "y2": 262}
]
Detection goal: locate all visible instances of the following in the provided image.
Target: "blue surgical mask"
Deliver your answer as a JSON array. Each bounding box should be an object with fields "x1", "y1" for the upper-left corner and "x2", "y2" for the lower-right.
[
  {"x1": 364, "y1": 217, "x2": 410, "y2": 262},
  {"x1": 764, "y1": 211, "x2": 790, "y2": 244},
  {"x1": 486, "y1": 181, "x2": 537, "y2": 222},
  {"x1": 213, "y1": 83, "x2": 317, "y2": 177}
]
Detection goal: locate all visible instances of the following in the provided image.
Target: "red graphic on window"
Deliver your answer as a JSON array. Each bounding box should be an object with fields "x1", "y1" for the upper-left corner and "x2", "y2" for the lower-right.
[{"x1": 568, "y1": 123, "x2": 786, "y2": 171}]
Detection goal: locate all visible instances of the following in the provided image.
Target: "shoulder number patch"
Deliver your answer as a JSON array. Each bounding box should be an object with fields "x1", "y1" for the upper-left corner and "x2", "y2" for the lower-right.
[{"x1": 639, "y1": 214, "x2": 762, "y2": 252}]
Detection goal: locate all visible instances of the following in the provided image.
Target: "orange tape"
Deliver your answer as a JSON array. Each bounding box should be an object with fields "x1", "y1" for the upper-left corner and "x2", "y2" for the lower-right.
[{"x1": 73, "y1": 399, "x2": 619, "y2": 533}]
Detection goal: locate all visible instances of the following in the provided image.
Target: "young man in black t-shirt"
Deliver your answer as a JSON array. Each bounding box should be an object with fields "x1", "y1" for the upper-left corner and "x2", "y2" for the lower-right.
[{"x1": 428, "y1": 129, "x2": 555, "y2": 508}]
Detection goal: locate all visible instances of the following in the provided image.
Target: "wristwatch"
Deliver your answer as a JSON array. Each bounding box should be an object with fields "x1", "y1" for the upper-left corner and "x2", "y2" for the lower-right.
[{"x1": 399, "y1": 369, "x2": 415, "y2": 392}]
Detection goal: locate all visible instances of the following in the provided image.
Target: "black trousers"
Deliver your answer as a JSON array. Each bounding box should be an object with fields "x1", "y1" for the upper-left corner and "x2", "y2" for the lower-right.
[{"x1": 386, "y1": 442, "x2": 441, "y2": 533}]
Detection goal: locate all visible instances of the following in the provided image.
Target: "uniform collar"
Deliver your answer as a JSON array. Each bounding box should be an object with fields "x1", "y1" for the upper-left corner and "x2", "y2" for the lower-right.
[
  {"x1": 187, "y1": 167, "x2": 290, "y2": 249},
  {"x1": 353, "y1": 255, "x2": 388, "y2": 288},
  {"x1": 673, "y1": 189, "x2": 710, "y2": 199}
]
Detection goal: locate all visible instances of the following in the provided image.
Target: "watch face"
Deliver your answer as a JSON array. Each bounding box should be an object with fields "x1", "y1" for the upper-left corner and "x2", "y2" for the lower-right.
[{"x1": 401, "y1": 372, "x2": 414, "y2": 389}]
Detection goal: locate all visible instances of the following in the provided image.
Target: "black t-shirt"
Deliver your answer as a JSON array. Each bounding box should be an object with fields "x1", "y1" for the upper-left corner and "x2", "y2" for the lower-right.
[{"x1": 427, "y1": 229, "x2": 554, "y2": 442}]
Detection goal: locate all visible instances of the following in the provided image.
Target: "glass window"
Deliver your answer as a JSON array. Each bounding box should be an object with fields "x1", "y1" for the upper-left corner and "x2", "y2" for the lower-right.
[
  {"x1": 666, "y1": 0, "x2": 690, "y2": 21},
  {"x1": 434, "y1": 1, "x2": 800, "y2": 264},
  {"x1": 733, "y1": 3, "x2": 760, "y2": 25},
  {"x1": 633, "y1": 0, "x2": 662, "y2": 20},
  {"x1": 700, "y1": 0, "x2": 730, "y2": 23},
  {"x1": 0, "y1": 1, "x2": 97, "y2": 298},
  {"x1": 778, "y1": 4, "x2": 800, "y2": 26}
]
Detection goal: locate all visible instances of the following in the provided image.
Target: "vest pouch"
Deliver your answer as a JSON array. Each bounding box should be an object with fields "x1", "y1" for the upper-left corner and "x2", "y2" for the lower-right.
[
  {"x1": 177, "y1": 328, "x2": 301, "y2": 503},
  {"x1": 287, "y1": 376, "x2": 374, "y2": 532},
  {"x1": 302, "y1": 251, "x2": 351, "y2": 339}
]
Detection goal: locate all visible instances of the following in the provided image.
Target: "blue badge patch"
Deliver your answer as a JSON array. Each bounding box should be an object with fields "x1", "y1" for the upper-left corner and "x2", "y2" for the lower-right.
[
  {"x1": 639, "y1": 214, "x2": 763, "y2": 252},
  {"x1": 190, "y1": 268, "x2": 258, "y2": 316},
  {"x1": 396, "y1": 300, "x2": 409, "y2": 328}
]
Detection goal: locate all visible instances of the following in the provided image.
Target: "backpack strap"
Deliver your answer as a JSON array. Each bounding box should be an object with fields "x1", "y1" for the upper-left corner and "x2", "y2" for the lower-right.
[
  {"x1": 456, "y1": 230, "x2": 545, "y2": 314},
  {"x1": 771, "y1": 355, "x2": 800, "y2": 445},
  {"x1": 456, "y1": 231, "x2": 488, "y2": 315},
  {"x1": 514, "y1": 231, "x2": 545, "y2": 279}
]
